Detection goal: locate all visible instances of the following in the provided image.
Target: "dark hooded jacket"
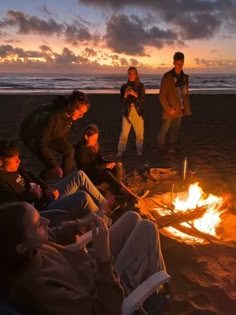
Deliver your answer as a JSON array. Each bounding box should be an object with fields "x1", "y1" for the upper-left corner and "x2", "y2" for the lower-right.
[
  {"x1": 0, "y1": 168, "x2": 51, "y2": 210},
  {"x1": 120, "y1": 81, "x2": 145, "y2": 120},
  {"x1": 20, "y1": 101, "x2": 73, "y2": 169}
]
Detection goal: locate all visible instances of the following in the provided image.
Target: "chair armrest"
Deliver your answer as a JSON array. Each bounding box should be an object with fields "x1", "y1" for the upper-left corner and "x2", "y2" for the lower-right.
[
  {"x1": 122, "y1": 271, "x2": 171, "y2": 315},
  {"x1": 66, "y1": 230, "x2": 93, "y2": 250}
]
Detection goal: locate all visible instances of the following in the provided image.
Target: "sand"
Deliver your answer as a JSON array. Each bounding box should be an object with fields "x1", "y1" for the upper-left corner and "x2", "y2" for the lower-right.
[{"x1": 0, "y1": 93, "x2": 236, "y2": 314}]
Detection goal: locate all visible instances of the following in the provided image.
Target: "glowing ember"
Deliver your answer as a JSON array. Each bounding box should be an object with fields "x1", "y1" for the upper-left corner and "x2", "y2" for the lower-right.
[{"x1": 154, "y1": 183, "x2": 226, "y2": 243}]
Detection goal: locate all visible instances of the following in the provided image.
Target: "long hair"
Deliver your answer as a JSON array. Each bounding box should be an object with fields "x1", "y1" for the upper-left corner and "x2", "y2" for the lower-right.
[
  {"x1": 51, "y1": 90, "x2": 90, "y2": 113},
  {"x1": 83, "y1": 124, "x2": 100, "y2": 152},
  {"x1": 127, "y1": 66, "x2": 141, "y2": 88},
  {"x1": 0, "y1": 202, "x2": 32, "y2": 295}
]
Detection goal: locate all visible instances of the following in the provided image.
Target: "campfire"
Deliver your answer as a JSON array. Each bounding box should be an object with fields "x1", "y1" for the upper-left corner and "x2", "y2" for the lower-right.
[{"x1": 147, "y1": 183, "x2": 228, "y2": 244}]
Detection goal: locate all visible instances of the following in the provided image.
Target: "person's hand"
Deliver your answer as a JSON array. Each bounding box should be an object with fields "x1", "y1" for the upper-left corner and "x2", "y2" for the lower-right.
[
  {"x1": 75, "y1": 214, "x2": 98, "y2": 234},
  {"x1": 51, "y1": 166, "x2": 63, "y2": 179},
  {"x1": 106, "y1": 162, "x2": 116, "y2": 169},
  {"x1": 44, "y1": 187, "x2": 60, "y2": 200},
  {"x1": 30, "y1": 184, "x2": 43, "y2": 199},
  {"x1": 91, "y1": 216, "x2": 111, "y2": 262},
  {"x1": 52, "y1": 189, "x2": 60, "y2": 200},
  {"x1": 124, "y1": 90, "x2": 130, "y2": 98},
  {"x1": 129, "y1": 89, "x2": 138, "y2": 98},
  {"x1": 169, "y1": 108, "x2": 176, "y2": 115}
]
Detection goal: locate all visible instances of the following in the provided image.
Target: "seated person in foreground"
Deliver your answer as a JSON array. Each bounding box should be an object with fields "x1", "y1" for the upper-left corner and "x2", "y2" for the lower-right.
[
  {"x1": 75, "y1": 124, "x2": 123, "y2": 194},
  {"x1": 0, "y1": 139, "x2": 113, "y2": 221},
  {"x1": 0, "y1": 202, "x2": 166, "y2": 315}
]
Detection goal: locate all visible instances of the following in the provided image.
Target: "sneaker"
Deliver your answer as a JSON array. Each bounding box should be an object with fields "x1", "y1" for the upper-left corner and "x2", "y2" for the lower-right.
[
  {"x1": 117, "y1": 152, "x2": 123, "y2": 157},
  {"x1": 137, "y1": 151, "x2": 142, "y2": 157}
]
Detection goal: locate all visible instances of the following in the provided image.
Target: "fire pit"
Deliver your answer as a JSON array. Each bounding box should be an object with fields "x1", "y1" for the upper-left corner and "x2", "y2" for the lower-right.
[{"x1": 139, "y1": 183, "x2": 229, "y2": 244}]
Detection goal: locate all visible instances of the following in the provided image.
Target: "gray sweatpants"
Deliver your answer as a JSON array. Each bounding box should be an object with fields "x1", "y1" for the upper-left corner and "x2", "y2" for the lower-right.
[{"x1": 109, "y1": 211, "x2": 166, "y2": 295}]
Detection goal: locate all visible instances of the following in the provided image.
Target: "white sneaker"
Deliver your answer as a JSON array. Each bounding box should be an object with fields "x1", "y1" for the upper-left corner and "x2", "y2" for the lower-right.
[{"x1": 117, "y1": 152, "x2": 123, "y2": 157}]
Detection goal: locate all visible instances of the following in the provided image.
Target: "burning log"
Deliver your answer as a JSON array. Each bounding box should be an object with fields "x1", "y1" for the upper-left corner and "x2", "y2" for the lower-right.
[
  {"x1": 169, "y1": 223, "x2": 222, "y2": 243},
  {"x1": 150, "y1": 205, "x2": 209, "y2": 228},
  {"x1": 149, "y1": 194, "x2": 227, "y2": 244}
]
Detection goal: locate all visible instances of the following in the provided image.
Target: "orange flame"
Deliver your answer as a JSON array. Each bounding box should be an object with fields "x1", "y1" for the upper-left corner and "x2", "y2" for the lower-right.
[{"x1": 155, "y1": 183, "x2": 225, "y2": 243}]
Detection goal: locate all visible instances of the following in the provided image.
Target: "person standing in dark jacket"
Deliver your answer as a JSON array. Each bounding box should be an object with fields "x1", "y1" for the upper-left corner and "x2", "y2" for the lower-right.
[
  {"x1": 157, "y1": 52, "x2": 192, "y2": 153},
  {"x1": 117, "y1": 67, "x2": 145, "y2": 157},
  {"x1": 20, "y1": 90, "x2": 90, "y2": 179},
  {"x1": 75, "y1": 124, "x2": 122, "y2": 194}
]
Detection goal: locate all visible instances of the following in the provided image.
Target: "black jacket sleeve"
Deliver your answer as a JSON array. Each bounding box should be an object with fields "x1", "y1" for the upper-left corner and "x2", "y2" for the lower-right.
[{"x1": 0, "y1": 183, "x2": 35, "y2": 204}]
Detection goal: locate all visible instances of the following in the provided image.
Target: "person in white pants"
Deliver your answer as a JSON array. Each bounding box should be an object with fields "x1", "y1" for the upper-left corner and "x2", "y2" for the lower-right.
[{"x1": 117, "y1": 67, "x2": 145, "y2": 157}]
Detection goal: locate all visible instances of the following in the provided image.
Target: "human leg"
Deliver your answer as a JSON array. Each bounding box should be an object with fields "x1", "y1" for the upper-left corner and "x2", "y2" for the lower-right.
[
  {"x1": 157, "y1": 119, "x2": 172, "y2": 146},
  {"x1": 109, "y1": 211, "x2": 142, "y2": 260},
  {"x1": 46, "y1": 191, "x2": 98, "y2": 220},
  {"x1": 53, "y1": 170, "x2": 105, "y2": 206},
  {"x1": 40, "y1": 209, "x2": 69, "y2": 227},
  {"x1": 112, "y1": 163, "x2": 123, "y2": 181},
  {"x1": 113, "y1": 219, "x2": 166, "y2": 294},
  {"x1": 49, "y1": 138, "x2": 74, "y2": 177},
  {"x1": 117, "y1": 116, "x2": 132, "y2": 156},
  {"x1": 169, "y1": 117, "x2": 182, "y2": 149},
  {"x1": 131, "y1": 108, "x2": 144, "y2": 155}
]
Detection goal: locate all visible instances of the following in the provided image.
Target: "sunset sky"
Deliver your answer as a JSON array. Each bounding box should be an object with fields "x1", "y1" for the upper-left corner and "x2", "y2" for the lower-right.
[{"x1": 0, "y1": 0, "x2": 236, "y2": 73}]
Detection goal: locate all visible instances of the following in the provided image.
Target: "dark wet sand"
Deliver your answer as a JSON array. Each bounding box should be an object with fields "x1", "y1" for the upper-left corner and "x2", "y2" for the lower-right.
[{"x1": 1, "y1": 93, "x2": 236, "y2": 314}]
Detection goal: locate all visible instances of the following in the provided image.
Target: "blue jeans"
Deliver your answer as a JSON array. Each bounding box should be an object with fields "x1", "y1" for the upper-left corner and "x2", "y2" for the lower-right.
[
  {"x1": 158, "y1": 117, "x2": 182, "y2": 147},
  {"x1": 46, "y1": 170, "x2": 105, "y2": 220}
]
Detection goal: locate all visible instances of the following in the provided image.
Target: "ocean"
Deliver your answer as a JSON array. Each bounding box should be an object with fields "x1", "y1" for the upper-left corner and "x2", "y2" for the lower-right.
[{"x1": 0, "y1": 73, "x2": 236, "y2": 94}]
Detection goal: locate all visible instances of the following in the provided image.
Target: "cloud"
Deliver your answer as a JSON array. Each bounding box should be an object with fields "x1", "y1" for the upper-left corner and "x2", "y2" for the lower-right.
[
  {"x1": 83, "y1": 47, "x2": 97, "y2": 57},
  {"x1": 79, "y1": 0, "x2": 236, "y2": 41},
  {"x1": 64, "y1": 23, "x2": 92, "y2": 45},
  {"x1": 39, "y1": 5, "x2": 54, "y2": 16},
  {"x1": 120, "y1": 57, "x2": 129, "y2": 66},
  {"x1": 0, "y1": 10, "x2": 96, "y2": 44},
  {"x1": 39, "y1": 45, "x2": 53, "y2": 52},
  {"x1": 77, "y1": 15, "x2": 96, "y2": 28},
  {"x1": 194, "y1": 57, "x2": 236, "y2": 68},
  {"x1": 129, "y1": 58, "x2": 139, "y2": 67},
  {"x1": 175, "y1": 13, "x2": 221, "y2": 40},
  {"x1": 0, "y1": 10, "x2": 63, "y2": 35},
  {"x1": 0, "y1": 44, "x2": 90, "y2": 65},
  {"x1": 105, "y1": 14, "x2": 177, "y2": 55},
  {"x1": 0, "y1": 44, "x2": 43, "y2": 58}
]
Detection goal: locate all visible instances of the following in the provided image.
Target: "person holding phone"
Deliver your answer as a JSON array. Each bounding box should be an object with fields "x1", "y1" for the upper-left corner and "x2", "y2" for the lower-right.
[{"x1": 117, "y1": 67, "x2": 145, "y2": 157}]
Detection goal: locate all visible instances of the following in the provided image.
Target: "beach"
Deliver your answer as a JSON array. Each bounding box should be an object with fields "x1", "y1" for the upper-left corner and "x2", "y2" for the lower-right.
[{"x1": 0, "y1": 93, "x2": 236, "y2": 314}]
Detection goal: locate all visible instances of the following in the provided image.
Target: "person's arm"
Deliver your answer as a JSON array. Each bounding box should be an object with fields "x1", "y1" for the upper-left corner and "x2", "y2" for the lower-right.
[
  {"x1": 75, "y1": 145, "x2": 93, "y2": 173},
  {"x1": 137, "y1": 82, "x2": 145, "y2": 103},
  {"x1": 0, "y1": 186, "x2": 35, "y2": 204},
  {"x1": 120, "y1": 84, "x2": 129, "y2": 102},
  {"x1": 159, "y1": 74, "x2": 175, "y2": 113},
  {"x1": 50, "y1": 221, "x2": 80, "y2": 245},
  {"x1": 38, "y1": 113, "x2": 59, "y2": 169}
]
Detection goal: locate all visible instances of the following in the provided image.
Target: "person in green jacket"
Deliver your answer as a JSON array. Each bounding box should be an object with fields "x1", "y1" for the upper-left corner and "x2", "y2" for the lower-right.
[
  {"x1": 20, "y1": 90, "x2": 90, "y2": 179},
  {"x1": 158, "y1": 52, "x2": 192, "y2": 153}
]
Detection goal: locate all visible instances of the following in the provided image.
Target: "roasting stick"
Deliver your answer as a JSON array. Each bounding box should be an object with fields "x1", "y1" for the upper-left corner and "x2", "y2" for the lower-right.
[
  {"x1": 120, "y1": 181, "x2": 150, "y2": 200},
  {"x1": 156, "y1": 205, "x2": 208, "y2": 229}
]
